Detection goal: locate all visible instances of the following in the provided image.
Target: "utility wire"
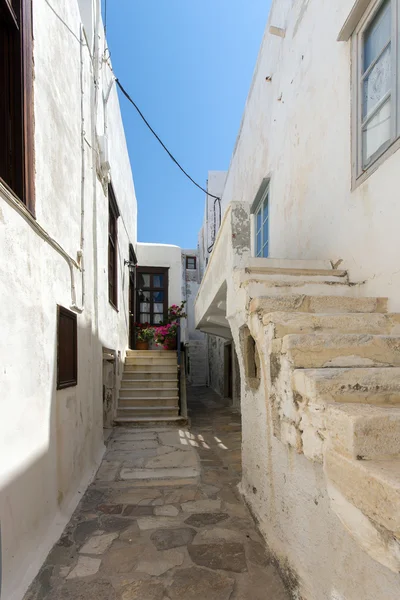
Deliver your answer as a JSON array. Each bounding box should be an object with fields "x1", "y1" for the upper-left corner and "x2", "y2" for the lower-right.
[{"x1": 116, "y1": 79, "x2": 221, "y2": 201}]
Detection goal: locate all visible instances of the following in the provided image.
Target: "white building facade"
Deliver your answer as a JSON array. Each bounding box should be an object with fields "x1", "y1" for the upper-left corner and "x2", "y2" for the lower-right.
[
  {"x1": 195, "y1": 1, "x2": 400, "y2": 598},
  {"x1": 0, "y1": 1, "x2": 139, "y2": 598}
]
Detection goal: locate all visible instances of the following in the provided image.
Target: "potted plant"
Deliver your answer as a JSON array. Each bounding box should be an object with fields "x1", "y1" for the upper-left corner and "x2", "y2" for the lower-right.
[{"x1": 135, "y1": 323, "x2": 154, "y2": 350}]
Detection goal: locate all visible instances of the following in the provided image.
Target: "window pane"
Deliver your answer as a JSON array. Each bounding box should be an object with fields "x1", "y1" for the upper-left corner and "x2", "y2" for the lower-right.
[
  {"x1": 140, "y1": 302, "x2": 151, "y2": 312},
  {"x1": 138, "y1": 274, "x2": 150, "y2": 288},
  {"x1": 363, "y1": 0, "x2": 391, "y2": 72},
  {"x1": 256, "y1": 231, "x2": 262, "y2": 256},
  {"x1": 262, "y1": 242, "x2": 269, "y2": 258},
  {"x1": 362, "y1": 97, "x2": 391, "y2": 165},
  {"x1": 256, "y1": 210, "x2": 262, "y2": 232},
  {"x1": 153, "y1": 291, "x2": 164, "y2": 303},
  {"x1": 139, "y1": 290, "x2": 151, "y2": 302},
  {"x1": 140, "y1": 313, "x2": 151, "y2": 323},
  {"x1": 154, "y1": 314, "x2": 163, "y2": 324},
  {"x1": 153, "y1": 274, "x2": 164, "y2": 288},
  {"x1": 154, "y1": 303, "x2": 164, "y2": 314},
  {"x1": 263, "y1": 219, "x2": 269, "y2": 247},
  {"x1": 363, "y1": 44, "x2": 391, "y2": 119},
  {"x1": 263, "y1": 195, "x2": 269, "y2": 222}
]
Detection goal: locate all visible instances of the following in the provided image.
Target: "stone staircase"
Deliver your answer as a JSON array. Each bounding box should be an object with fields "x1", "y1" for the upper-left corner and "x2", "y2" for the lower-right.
[
  {"x1": 240, "y1": 260, "x2": 400, "y2": 571},
  {"x1": 115, "y1": 350, "x2": 184, "y2": 425}
]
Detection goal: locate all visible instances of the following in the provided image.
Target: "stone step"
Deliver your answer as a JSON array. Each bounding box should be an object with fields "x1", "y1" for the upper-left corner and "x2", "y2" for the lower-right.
[
  {"x1": 125, "y1": 356, "x2": 177, "y2": 366},
  {"x1": 126, "y1": 350, "x2": 177, "y2": 357},
  {"x1": 326, "y1": 403, "x2": 400, "y2": 460},
  {"x1": 122, "y1": 371, "x2": 178, "y2": 381},
  {"x1": 116, "y1": 406, "x2": 180, "y2": 418},
  {"x1": 264, "y1": 312, "x2": 400, "y2": 338},
  {"x1": 118, "y1": 396, "x2": 179, "y2": 407},
  {"x1": 283, "y1": 334, "x2": 400, "y2": 368},
  {"x1": 324, "y1": 449, "x2": 400, "y2": 535},
  {"x1": 119, "y1": 387, "x2": 178, "y2": 398},
  {"x1": 250, "y1": 295, "x2": 387, "y2": 315},
  {"x1": 114, "y1": 416, "x2": 187, "y2": 427},
  {"x1": 124, "y1": 364, "x2": 177, "y2": 373},
  {"x1": 121, "y1": 379, "x2": 178, "y2": 389},
  {"x1": 293, "y1": 367, "x2": 400, "y2": 406},
  {"x1": 240, "y1": 267, "x2": 349, "y2": 289}
]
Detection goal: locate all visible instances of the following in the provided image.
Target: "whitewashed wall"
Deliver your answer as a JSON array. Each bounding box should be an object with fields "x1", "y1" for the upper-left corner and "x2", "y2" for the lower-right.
[
  {"x1": 136, "y1": 243, "x2": 182, "y2": 309},
  {"x1": 0, "y1": 1, "x2": 137, "y2": 598},
  {"x1": 221, "y1": 0, "x2": 400, "y2": 310}
]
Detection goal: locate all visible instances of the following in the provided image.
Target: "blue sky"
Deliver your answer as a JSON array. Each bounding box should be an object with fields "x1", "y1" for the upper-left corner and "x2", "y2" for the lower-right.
[{"x1": 104, "y1": 1, "x2": 271, "y2": 248}]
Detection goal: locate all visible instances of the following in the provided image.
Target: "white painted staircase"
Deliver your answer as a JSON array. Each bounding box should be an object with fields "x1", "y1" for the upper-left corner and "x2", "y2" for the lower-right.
[{"x1": 115, "y1": 350, "x2": 184, "y2": 425}]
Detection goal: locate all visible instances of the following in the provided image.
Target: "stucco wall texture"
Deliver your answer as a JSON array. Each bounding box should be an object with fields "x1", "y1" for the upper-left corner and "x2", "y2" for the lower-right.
[
  {"x1": 222, "y1": 0, "x2": 400, "y2": 311},
  {"x1": 0, "y1": 2, "x2": 137, "y2": 598}
]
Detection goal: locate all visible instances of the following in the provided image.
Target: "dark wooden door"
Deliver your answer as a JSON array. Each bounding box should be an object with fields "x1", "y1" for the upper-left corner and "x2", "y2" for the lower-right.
[{"x1": 136, "y1": 267, "x2": 169, "y2": 326}]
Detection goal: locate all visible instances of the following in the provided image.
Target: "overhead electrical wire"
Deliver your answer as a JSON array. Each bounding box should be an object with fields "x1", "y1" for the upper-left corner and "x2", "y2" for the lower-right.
[{"x1": 116, "y1": 79, "x2": 221, "y2": 201}]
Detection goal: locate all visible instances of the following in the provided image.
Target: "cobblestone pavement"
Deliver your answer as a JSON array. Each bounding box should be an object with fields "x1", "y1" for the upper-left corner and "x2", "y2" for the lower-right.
[{"x1": 24, "y1": 386, "x2": 289, "y2": 600}]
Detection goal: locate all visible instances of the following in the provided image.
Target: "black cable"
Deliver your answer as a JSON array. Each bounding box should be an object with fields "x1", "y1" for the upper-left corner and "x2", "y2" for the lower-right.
[{"x1": 116, "y1": 79, "x2": 221, "y2": 201}]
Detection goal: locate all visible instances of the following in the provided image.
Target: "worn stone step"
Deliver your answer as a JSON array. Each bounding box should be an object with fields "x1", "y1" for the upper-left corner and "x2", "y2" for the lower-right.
[
  {"x1": 118, "y1": 396, "x2": 179, "y2": 407},
  {"x1": 326, "y1": 403, "x2": 400, "y2": 460},
  {"x1": 126, "y1": 350, "x2": 177, "y2": 357},
  {"x1": 125, "y1": 356, "x2": 177, "y2": 366},
  {"x1": 124, "y1": 364, "x2": 177, "y2": 373},
  {"x1": 122, "y1": 371, "x2": 178, "y2": 381},
  {"x1": 240, "y1": 268, "x2": 349, "y2": 290},
  {"x1": 120, "y1": 387, "x2": 178, "y2": 398},
  {"x1": 250, "y1": 295, "x2": 387, "y2": 315},
  {"x1": 121, "y1": 379, "x2": 178, "y2": 389},
  {"x1": 264, "y1": 312, "x2": 400, "y2": 337},
  {"x1": 116, "y1": 406, "x2": 180, "y2": 418},
  {"x1": 114, "y1": 416, "x2": 187, "y2": 427},
  {"x1": 283, "y1": 334, "x2": 400, "y2": 368},
  {"x1": 324, "y1": 449, "x2": 400, "y2": 535},
  {"x1": 293, "y1": 367, "x2": 400, "y2": 406}
]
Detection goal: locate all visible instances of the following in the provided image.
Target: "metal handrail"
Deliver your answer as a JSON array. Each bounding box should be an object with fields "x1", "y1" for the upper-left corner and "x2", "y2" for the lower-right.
[{"x1": 176, "y1": 317, "x2": 182, "y2": 414}]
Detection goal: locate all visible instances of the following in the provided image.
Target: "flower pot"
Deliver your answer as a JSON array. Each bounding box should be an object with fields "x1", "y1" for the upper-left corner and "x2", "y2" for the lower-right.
[
  {"x1": 165, "y1": 338, "x2": 177, "y2": 351},
  {"x1": 136, "y1": 341, "x2": 149, "y2": 350}
]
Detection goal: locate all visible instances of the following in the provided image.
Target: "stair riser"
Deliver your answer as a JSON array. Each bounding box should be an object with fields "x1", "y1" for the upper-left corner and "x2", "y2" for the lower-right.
[
  {"x1": 265, "y1": 313, "x2": 400, "y2": 338},
  {"x1": 117, "y1": 409, "x2": 179, "y2": 418},
  {"x1": 121, "y1": 380, "x2": 178, "y2": 389},
  {"x1": 118, "y1": 398, "x2": 179, "y2": 407},
  {"x1": 120, "y1": 388, "x2": 178, "y2": 398},
  {"x1": 122, "y1": 372, "x2": 177, "y2": 381},
  {"x1": 284, "y1": 336, "x2": 400, "y2": 369},
  {"x1": 126, "y1": 351, "x2": 176, "y2": 357},
  {"x1": 251, "y1": 295, "x2": 388, "y2": 315},
  {"x1": 125, "y1": 358, "x2": 177, "y2": 366},
  {"x1": 327, "y1": 405, "x2": 400, "y2": 460},
  {"x1": 124, "y1": 366, "x2": 177, "y2": 373}
]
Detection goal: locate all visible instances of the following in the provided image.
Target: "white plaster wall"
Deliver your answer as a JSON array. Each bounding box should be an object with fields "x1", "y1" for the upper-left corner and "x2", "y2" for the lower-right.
[
  {"x1": 221, "y1": 0, "x2": 400, "y2": 310},
  {"x1": 0, "y1": 1, "x2": 137, "y2": 598}
]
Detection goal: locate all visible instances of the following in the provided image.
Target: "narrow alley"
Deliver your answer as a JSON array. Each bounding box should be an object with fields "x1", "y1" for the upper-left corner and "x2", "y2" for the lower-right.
[{"x1": 24, "y1": 387, "x2": 289, "y2": 600}]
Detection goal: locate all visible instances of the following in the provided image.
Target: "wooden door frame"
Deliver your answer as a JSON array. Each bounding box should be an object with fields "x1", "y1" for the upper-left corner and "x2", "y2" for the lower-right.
[{"x1": 136, "y1": 266, "x2": 169, "y2": 326}]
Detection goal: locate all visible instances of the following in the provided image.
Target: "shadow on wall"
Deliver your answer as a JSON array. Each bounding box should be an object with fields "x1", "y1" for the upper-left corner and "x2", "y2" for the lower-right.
[{"x1": 0, "y1": 317, "x2": 109, "y2": 600}]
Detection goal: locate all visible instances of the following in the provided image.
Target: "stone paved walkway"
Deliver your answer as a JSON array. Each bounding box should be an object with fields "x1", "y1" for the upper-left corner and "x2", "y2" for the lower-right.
[{"x1": 24, "y1": 386, "x2": 289, "y2": 600}]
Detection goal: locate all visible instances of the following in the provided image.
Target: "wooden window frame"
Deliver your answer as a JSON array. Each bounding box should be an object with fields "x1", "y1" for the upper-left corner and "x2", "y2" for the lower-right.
[
  {"x1": 0, "y1": 0, "x2": 35, "y2": 214},
  {"x1": 352, "y1": 0, "x2": 400, "y2": 186},
  {"x1": 186, "y1": 256, "x2": 197, "y2": 270},
  {"x1": 253, "y1": 184, "x2": 269, "y2": 258},
  {"x1": 108, "y1": 184, "x2": 120, "y2": 310},
  {"x1": 136, "y1": 266, "x2": 169, "y2": 325},
  {"x1": 57, "y1": 306, "x2": 78, "y2": 390}
]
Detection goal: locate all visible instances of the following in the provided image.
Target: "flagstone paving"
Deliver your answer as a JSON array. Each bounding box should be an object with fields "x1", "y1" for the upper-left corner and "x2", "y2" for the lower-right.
[{"x1": 24, "y1": 386, "x2": 289, "y2": 600}]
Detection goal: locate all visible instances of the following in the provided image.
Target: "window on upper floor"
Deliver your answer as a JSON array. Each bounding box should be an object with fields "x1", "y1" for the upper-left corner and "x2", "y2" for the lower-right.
[
  {"x1": 353, "y1": 0, "x2": 399, "y2": 181},
  {"x1": 0, "y1": 0, "x2": 34, "y2": 212},
  {"x1": 254, "y1": 183, "x2": 269, "y2": 258},
  {"x1": 186, "y1": 256, "x2": 197, "y2": 270},
  {"x1": 108, "y1": 184, "x2": 120, "y2": 309}
]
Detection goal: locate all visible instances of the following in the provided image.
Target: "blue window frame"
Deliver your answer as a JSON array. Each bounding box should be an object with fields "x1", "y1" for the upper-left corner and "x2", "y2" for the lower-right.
[{"x1": 255, "y1": 185, "x2": 269, "y2": 257}]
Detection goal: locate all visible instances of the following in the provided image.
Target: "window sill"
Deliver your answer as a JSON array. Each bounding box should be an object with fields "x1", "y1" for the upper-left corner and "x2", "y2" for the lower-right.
[
  {"x1": 57, "y1": 381, "x2": 78, "y2": 390},
  {"x1": 352, "y1": 136, "x2": 400, "y2": 190}
]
